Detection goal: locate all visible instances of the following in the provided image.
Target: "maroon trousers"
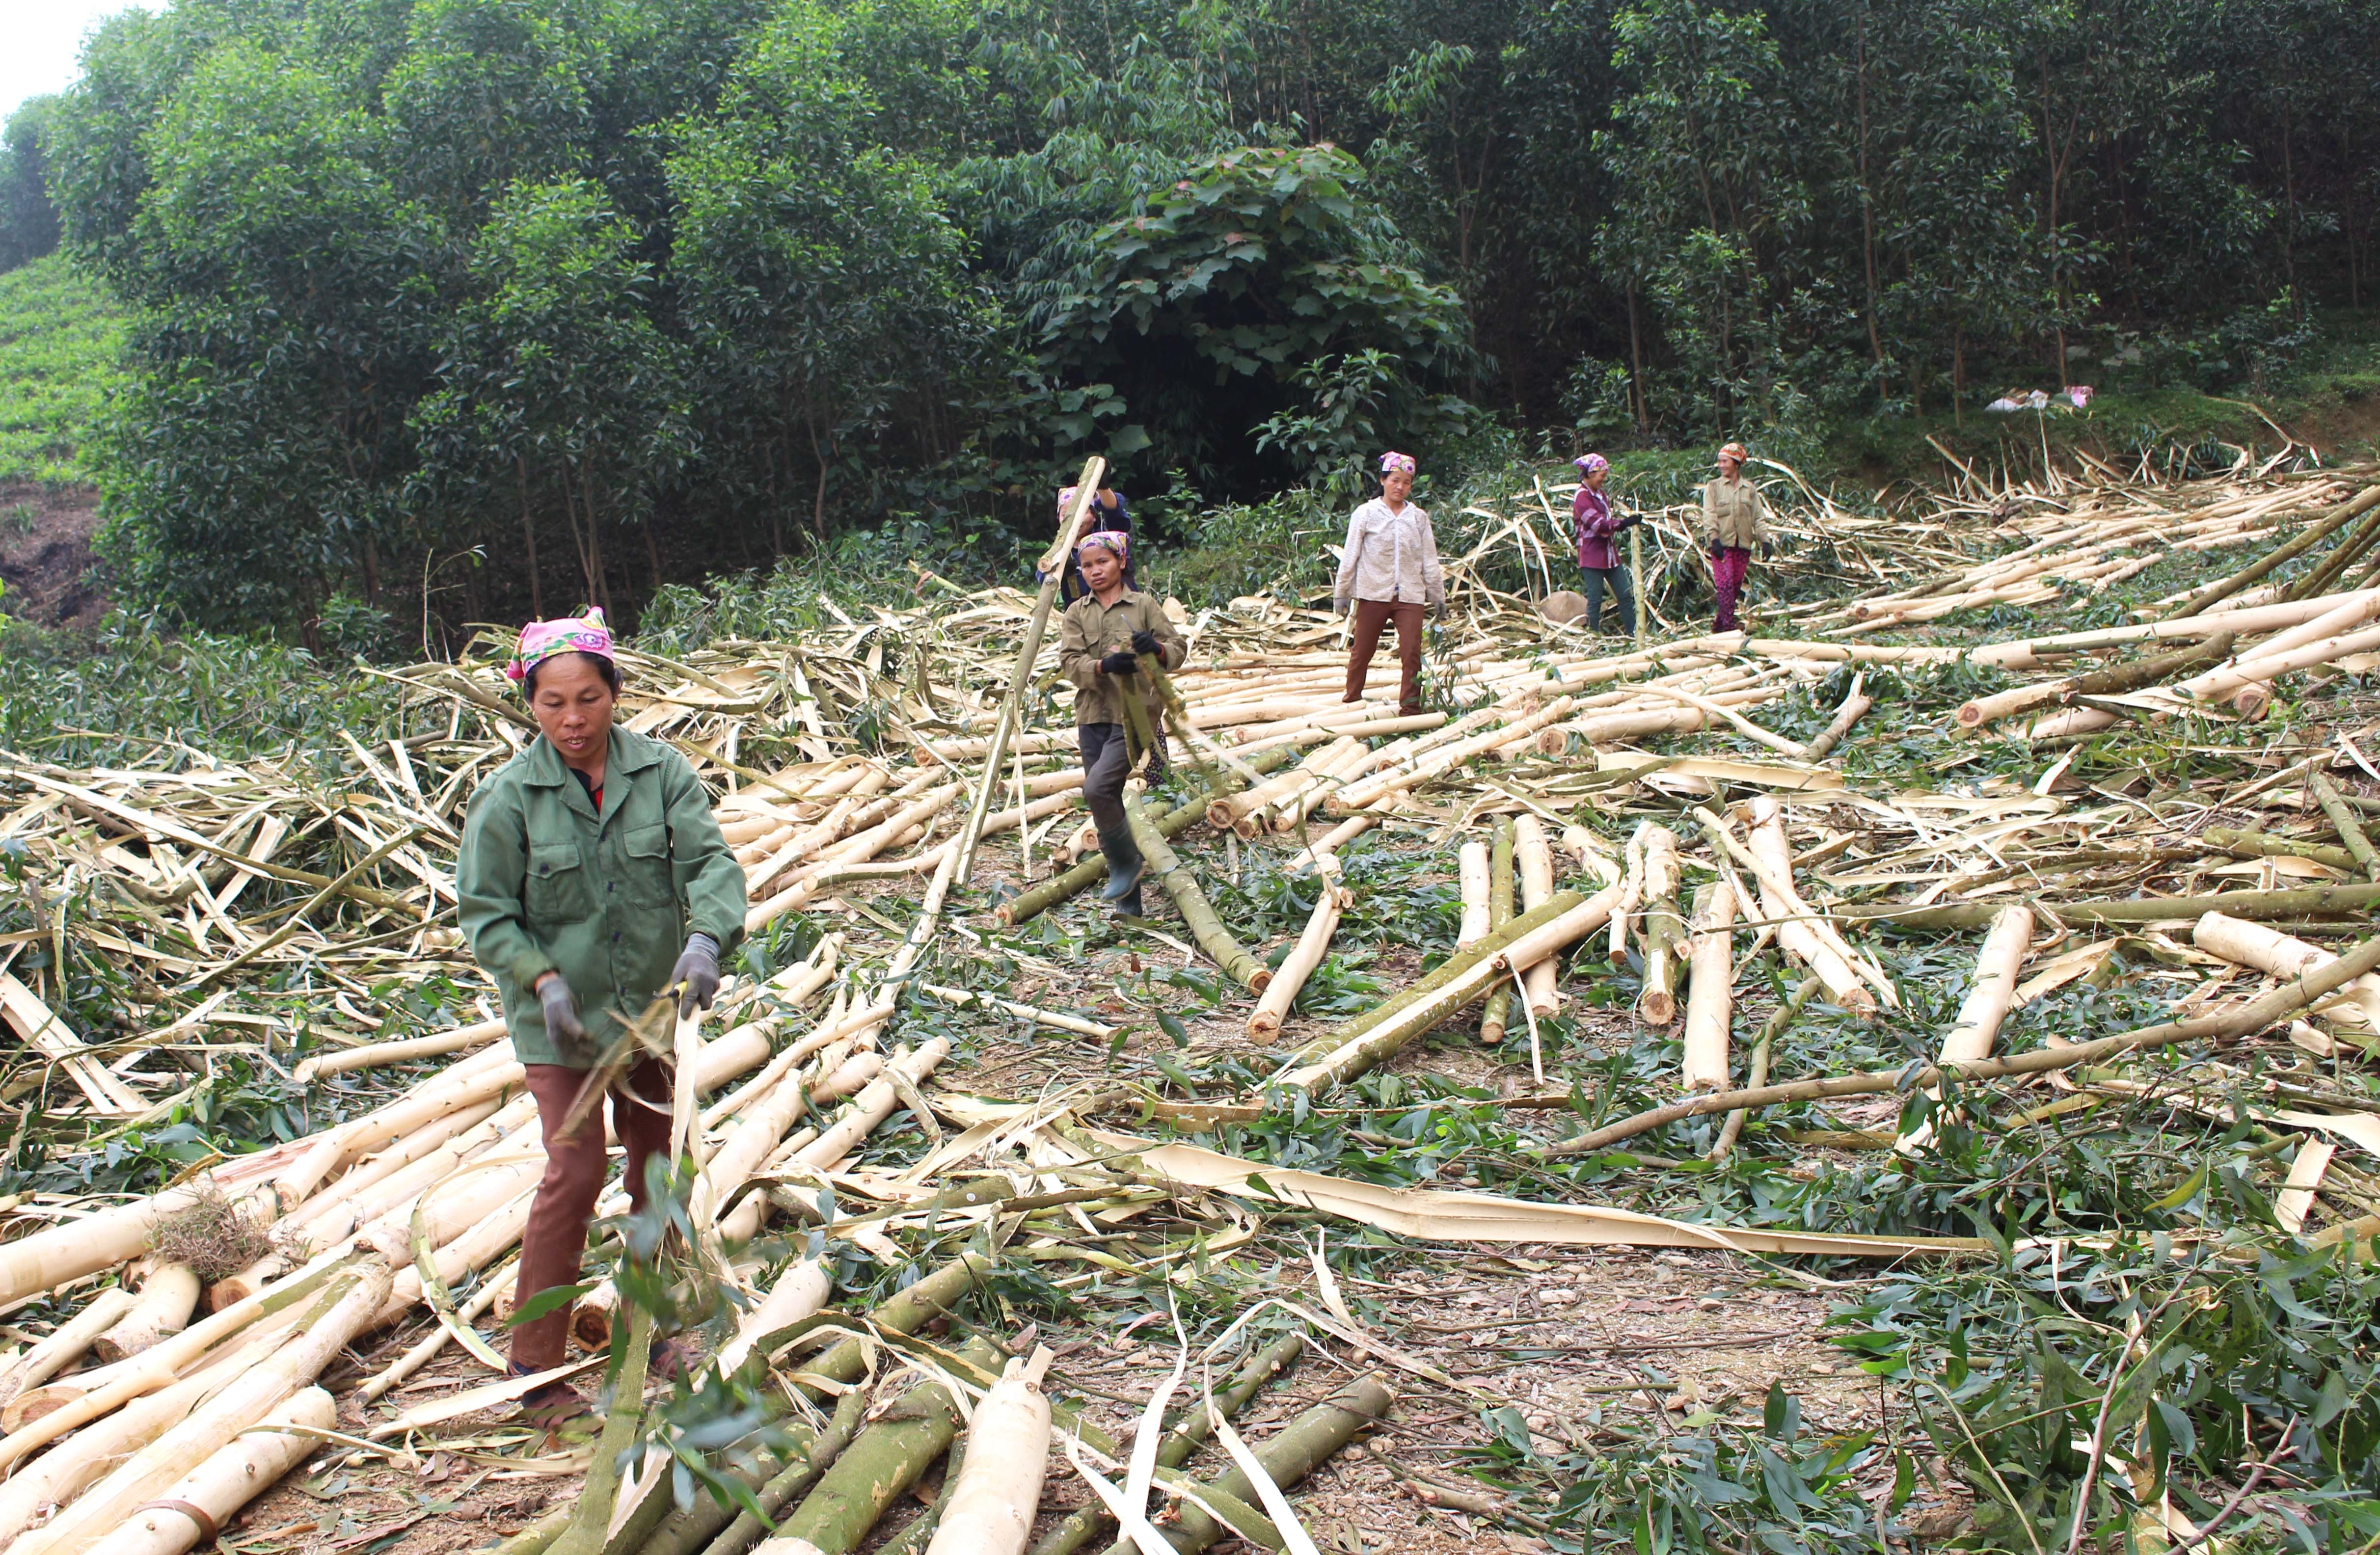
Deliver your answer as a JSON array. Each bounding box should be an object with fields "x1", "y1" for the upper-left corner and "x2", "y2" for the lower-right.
[
  {"x1": 511, "y1": 1058, "x2": 673, "y2": 1370},
  {"x1": 1344, "y1": 598, "x2": 1426, "y2": 716}
]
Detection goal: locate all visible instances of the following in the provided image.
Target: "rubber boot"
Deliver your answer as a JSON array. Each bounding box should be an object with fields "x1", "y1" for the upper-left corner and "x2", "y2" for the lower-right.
[{"x1": 1096, "y1": 821, "x2": 1144, "y2": 914}]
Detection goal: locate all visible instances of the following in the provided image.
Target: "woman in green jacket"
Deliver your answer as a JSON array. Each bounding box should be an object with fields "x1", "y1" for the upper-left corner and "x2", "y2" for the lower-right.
[{"x1": 456, "y1": 609, "x2": 746, "y2": 1421}]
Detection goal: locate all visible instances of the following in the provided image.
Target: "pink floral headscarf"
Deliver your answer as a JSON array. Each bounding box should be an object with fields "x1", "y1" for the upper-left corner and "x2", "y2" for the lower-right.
[
  {"x1": 1574, "y1": 454, "x2": 1610, "y2": 476},
  {"x1": 1717, "y1": 442, "x2": 1750, "y2": 466},
  {"x1": 505, "y1": 607, "x2": 614, "y2": 684},
  {"x1": 1379, "y1": 451, "x2": 1417, "y2": 476},
  {"x1": 1077, "y1": 530, "x2": 1128, "y2": 564}
]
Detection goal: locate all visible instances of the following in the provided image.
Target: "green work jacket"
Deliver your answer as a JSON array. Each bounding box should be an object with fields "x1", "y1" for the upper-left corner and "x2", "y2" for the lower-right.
[{"x1": 458, "y1": 726, "x2": 746, "y2": 1068}]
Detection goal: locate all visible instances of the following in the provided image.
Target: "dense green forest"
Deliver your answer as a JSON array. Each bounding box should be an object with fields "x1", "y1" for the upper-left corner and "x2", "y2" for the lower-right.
[{"x1": 1, "y1": 0, "x2": 2373, "y2": 643}]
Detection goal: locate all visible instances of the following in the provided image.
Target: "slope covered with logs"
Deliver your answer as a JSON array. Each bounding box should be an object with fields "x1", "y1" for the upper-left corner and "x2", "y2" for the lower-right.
[{"x1": 2, "y1": 453, "x2": 2379, "y2": 1553}]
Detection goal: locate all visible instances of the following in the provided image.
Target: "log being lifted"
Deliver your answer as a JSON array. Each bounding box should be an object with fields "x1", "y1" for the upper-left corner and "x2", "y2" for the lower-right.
[
  {"x1": 1897, "y1": 904, "x2": 2032, "y2": 1152},
  {"x1": 1122, "y1": 794, "x2": 1270, "y2": 992}
]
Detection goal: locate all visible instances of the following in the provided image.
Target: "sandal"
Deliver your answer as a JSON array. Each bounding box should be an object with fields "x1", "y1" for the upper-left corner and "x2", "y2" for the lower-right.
[{"x1": 517, "y1": 1379, "x2": 592, "y2": 1431}]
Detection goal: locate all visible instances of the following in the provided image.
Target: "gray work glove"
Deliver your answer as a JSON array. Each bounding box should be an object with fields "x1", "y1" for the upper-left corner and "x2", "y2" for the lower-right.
[
  {"x1": 672, "y1": 933, "x2": 721, "y2": 1019},
  {"x1": 537, "y1": 973, "x2": 587, "y2": 1044}
]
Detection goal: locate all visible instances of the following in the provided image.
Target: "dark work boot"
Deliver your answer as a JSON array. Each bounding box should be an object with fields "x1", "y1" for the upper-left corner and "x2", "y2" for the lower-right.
[{"x1": 1096, "y1": 821, "x2": 1144, "y2": 913}]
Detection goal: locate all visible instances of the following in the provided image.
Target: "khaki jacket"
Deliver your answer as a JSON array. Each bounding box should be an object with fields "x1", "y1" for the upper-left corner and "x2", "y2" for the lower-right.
[
  {"x1": 458, "y1": 727, "x2": 745, "y2": 1067},
  {"x1": 1058, "y1": 588, "x2": 1186, "y2": 728},
  {"x1": 1701, "y1": 476, "x2": 1770, "y2": 551}
]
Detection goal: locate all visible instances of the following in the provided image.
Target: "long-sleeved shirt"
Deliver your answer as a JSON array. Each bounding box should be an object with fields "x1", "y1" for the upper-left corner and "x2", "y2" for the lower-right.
[
  {"x1": 1701, "y1": 475, "x2": 1770, "y2": 551},
  {"x1": 1572, "y1": 486, "x2": 1628, "y2": 569},
  {"x1": 1057, "y1": 587, "x2": 1186, "y2": 727},
  {"x1": 1333, "y1": 498, "x2": 1443, "y2": 611}
]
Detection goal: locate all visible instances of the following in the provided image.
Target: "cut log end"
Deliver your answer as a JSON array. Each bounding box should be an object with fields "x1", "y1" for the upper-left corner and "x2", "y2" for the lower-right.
[
  {"x1": 1245, "y1": 1013, "x2": 1282, "y2": 1042},
  {"x1": 1637, "y1": 990, "x2": 1677, "y2": 1027},
  {"x1": 1953, "y1": 701, "x2": 1986, "y2": 727}
]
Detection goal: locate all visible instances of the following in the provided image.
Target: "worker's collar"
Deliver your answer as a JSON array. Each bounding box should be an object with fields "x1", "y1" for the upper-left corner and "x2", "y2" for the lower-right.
[{"x1": 1087, "y1": 584, "x2": 1137, "y2": 610}]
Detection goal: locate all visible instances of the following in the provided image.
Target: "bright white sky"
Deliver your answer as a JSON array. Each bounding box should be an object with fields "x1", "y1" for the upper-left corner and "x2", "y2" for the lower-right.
[{"x1": 3, "y1": 0, "x2": 170, "y2": 127}]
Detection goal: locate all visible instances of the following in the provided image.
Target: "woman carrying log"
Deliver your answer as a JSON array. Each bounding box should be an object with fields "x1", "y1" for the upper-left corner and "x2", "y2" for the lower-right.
[
  {"x1": 1056, "y1": 533, "x2": 1185, "y2": 917},
  {"x1": 1571, "y1": 453, "x2": 1637, "y2": 635},
  {"x1": 1039, "y1": 483, "x2": 1133, "y2": 603},
  {"x1": 1335, "y1": 450, "x2": 1445, "y2": 717},
  {"x1": 1701, "y1": 441, "x2": 1771, "y2": 632},
  {"x1": 457, "y1": 608, "x2": 747, "y2": 1424}
]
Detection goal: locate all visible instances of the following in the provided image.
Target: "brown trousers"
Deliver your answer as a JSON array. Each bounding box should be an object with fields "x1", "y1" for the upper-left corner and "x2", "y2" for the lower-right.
[
  {"x1": 1344, "y1": 598, "x2": 1426, "y2": 715},
  {"x1": 511, "y1": 1058, "x2": 673, "y2": 1370}
]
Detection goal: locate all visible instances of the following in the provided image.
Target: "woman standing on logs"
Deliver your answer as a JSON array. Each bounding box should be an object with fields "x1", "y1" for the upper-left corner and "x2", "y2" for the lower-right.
[
  {"x1": 1571, "y1": 453, "x2": 1636, "y2": 635},
  {"x1": 1057, "y1": 533, "x2": 1185, "y2": 917},
  {"x1": 457, "y1": 608, "x2": 747, "y2": 1425},
  {"x1": 1335, "y1": 450, "x2": 1444, "y2": 716},
  {"x1": 1702, "y1": 441, "x2": 1771, "y2": 632},
  {"x1": 1041, "y1": 483, "x2": 1133, "y2": 603}
]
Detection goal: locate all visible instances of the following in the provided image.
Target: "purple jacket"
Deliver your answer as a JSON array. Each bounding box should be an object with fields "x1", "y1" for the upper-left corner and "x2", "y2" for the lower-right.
[{"x1": 1573, "y1": 486, "x2": 1625, "y2": 570}]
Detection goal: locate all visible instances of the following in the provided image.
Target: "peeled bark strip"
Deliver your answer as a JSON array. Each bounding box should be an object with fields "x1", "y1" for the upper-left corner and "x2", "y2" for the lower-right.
[
  {"x1": 1637, "y1": 826, "x2": 1683, "y2": 1027},
  {"x1": 80, "y1": 1388, "x2": 335, "y2": 1555},
  {"x1": 1026, "y1": 1334, "x2": 1303, "y2": 1555},
  {"x1": 922, "y1": 1348, "x2": 1052, "y2": 1555},
  {"x1": 1546, "y1": 928, "x2": 2380, "y2": 1156},
  {"x1": 1898, "y1": 905, "x2": 2033, "y2": 1151},
  {"x1": 1680, "y1": 882, "x2": 1736, "y2": 1091},
  {"x1": 1123, "y1": 796, "x2": 1269, "y2": 992},
  {"x1": 1247, "y1": 863, "x2": 1344, "y2": 1042},
  {"x1": 1479, "y1": 820, "x2": 1517, "y2": 1045},
  {"x1": 1139, "y1": 1373, "x2": 1393, "y2": 1555}
]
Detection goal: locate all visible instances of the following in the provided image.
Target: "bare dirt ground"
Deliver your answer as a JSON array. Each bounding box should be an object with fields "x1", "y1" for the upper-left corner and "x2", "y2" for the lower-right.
[{"x1": 0, "y1": 482, "x2": 104, "y2": 630}]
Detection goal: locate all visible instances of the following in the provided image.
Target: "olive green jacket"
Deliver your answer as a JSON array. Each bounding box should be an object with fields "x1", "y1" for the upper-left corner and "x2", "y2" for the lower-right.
[
  {"x1": 1057, "y1": 588, "x2": 1186, "y2": 728},
  {"x1": 458, "y1": 727, "x2": 746, "y2": 1068}
]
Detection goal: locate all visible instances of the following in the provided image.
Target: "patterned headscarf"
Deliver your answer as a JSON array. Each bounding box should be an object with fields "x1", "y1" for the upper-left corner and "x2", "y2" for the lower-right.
[
  {"x1": 1574, "y1": 453, "x2": 1610, "y2": 476},
  {"x1": 1077, "y1": 530, "x2": 1128, "y2": 564},
  {"x1": 1379, "y1": 451, "x2": 1417, "y2": 476},
  {"x1": 1716, "y1": 442, "x2": 1750, "y2": 465},
  {"x1": 506, "y1": 607, "x2": 614, "y2": 684}
]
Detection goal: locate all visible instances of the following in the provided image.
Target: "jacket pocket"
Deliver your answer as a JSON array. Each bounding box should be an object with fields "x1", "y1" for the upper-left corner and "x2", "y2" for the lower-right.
[
  {"x1": 621, "y1": 823, "x2": 676, "y2": 909},
  {"x1": 525, "y1": 841, "x2": 594, "y2": 923}
]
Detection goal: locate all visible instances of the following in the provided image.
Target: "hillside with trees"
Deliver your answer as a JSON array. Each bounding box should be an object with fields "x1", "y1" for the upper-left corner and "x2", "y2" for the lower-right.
[{"x1": 1, "y1": 0, "x2": 2373, "y2": 642}]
